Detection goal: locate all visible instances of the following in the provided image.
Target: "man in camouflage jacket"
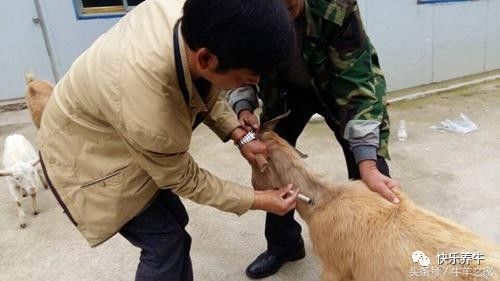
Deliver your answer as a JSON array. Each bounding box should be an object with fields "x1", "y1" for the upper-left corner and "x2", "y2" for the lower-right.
[{"x1": 228, "y1": 0, "x2": 401, "y2": 278}]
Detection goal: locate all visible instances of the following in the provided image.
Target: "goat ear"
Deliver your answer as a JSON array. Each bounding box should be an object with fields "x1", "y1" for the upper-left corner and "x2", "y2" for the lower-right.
[
  {"x1": 25, "y1": 72, "x2": 35, "y2": 84},
  {"x1": 0, "y1": 169, "x2": 12, "y2": 177},
  {"x1": 255, "y1": 154, "x2": 268, "y2": 172},
  {"x1": 261, "y1": 111, "x2": 291, "y2": 132},
  {"x1": 31, "y1": 158, "x2": 41, "y2": 167}
]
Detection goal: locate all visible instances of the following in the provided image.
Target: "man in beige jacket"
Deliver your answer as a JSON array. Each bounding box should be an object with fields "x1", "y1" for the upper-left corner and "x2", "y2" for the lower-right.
[{"x1": 37, "y1": 0, "x2": 297, "y2": 280}]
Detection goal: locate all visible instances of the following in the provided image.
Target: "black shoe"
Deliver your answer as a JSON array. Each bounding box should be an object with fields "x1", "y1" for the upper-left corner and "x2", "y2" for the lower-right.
[{"x1": 245, "y1": 249, "x2": 306, "y2": 279}]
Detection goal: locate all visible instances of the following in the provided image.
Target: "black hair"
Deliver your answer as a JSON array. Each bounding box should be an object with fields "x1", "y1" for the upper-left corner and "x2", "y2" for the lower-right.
[{"x1": 181, "y1": 0, "x2": 294, "y2": 74}]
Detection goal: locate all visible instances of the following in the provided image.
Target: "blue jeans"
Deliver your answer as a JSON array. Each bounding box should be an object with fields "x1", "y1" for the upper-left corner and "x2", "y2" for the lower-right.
[{"x1": 120, "y1": 189, "x2": 193, "y2": 281}]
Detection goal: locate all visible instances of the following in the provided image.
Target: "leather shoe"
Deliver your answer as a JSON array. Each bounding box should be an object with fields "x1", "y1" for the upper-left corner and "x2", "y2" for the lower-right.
[{"x1": 245, "y1": 249, "x2": 306, "y2": 279}]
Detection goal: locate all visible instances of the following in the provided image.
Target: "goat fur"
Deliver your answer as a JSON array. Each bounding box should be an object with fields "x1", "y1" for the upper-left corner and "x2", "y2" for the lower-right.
[
  {"x1": 25, "y1": 73, "x2": 53, "y2": 129},
  {"x1": 2, "y1": 134, "x2": 47, "y2": 228},
  {"x1": 251, "y1": 131, "x2": 500, "y2": 281}
]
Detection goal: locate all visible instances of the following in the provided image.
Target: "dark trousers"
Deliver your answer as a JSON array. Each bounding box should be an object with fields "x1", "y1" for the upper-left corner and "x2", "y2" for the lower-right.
[
  {"x1": 265, "y1": 87, "x2": 390, "y2": 257},
  {"x1": 120, "y1": 189, "x2": 193, "y2": 281}
]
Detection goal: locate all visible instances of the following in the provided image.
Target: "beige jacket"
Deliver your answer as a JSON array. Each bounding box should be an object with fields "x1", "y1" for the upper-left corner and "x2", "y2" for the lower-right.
[{"x1": 38, "y1": 0, "x2": 254, "y2": 247}]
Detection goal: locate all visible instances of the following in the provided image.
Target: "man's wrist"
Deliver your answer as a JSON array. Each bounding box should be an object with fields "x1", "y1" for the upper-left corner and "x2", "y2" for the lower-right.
[
  {"x1": 238, "y1": 109, "x2": 254, "y2": 119},
  {"x1": 251, "y1": 191, "x2": 264, "y2": 210},
  {"x1": 358, "y1": 159, "x2": 378, "y2": 178},
  {"x1": 235, "y1": 131, "x2": 256, "y2": 148}
]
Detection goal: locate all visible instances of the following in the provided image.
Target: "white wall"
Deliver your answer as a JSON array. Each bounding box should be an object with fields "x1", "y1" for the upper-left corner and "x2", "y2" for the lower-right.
[
  {"x1": 1, "y1": 1, "x2": 499, "y2": 100},
  {"x1": 485, "y1": 0, "x2": 500, "y2": 71},
  {"x1": 0, "y1": 0, "x2": 54, "y2": 100},
  {"x1": 38, "y1": 0, "x2": 119, "y2": 80},
  {"x1": 42, "y1": 0, "x2": 500, "y2": 92},
  {"x1": 359, "y1": 0, "x2": 500, "y2": 91}
]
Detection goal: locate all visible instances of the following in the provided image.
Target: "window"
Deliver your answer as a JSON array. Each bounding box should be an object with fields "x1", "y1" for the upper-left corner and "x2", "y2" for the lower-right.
[
  {"x1": 418, "y1": 0, "x2": 477, "y2": 4},
  {"x1": 74, "y1": 0, "x2": 145, "y2": 19}
]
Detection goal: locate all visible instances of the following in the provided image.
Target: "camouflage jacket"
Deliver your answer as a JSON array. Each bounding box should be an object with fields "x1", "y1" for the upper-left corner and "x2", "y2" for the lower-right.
[{"x1": 228, "y1": 0, "x2": 390, "y2": 162}]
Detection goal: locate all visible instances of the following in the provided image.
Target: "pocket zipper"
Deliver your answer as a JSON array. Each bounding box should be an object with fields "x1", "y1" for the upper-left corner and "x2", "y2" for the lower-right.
[{"x1": 81, "y1": 165, "x2": 128, "y2": 188}]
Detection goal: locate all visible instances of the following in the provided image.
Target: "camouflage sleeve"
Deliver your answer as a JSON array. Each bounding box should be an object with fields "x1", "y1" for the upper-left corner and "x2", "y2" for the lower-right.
[
  {"x1": 333, "y1": 41, "x2": 386, "y2": 163},
  {"x1": 317, "y1": 0, "x2": 388, "y2": 162},
  {"x1": 227, "y1": 86, "x2": 259, "y2": 116}
]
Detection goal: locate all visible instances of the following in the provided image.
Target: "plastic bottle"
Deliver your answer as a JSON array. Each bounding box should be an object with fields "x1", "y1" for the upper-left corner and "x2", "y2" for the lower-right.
[{"x1": 397, "y1": 120, "x2": 408, "y2": 141}]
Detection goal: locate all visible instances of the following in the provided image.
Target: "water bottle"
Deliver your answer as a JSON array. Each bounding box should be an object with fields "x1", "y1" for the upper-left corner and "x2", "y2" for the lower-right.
[{"x1": 397, "y1": 120, "x2": 408, "y2": 141}]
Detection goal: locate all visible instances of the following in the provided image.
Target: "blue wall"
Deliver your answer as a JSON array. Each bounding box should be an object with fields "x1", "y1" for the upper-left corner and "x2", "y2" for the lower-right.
[
  {"x1": 48, "y1": 0, "x2": 500, "y2": 91},
  {"x1": 1, "y1": 0, "x2": 499, "y2": 100},
  {"x1": 39, "y1": 0, "x2": 119, "y2": 80},
  {"x1": 359, "y1": 0, "x2": 500, "y2": 90}
]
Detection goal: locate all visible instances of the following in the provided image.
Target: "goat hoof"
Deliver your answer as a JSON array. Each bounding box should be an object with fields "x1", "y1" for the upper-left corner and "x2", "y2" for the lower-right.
[
  {"x1": 34, "y1": 211, "x2": 39, "y2": 216},
  {"x1": 20, "y1": 223, "x2": 26, "y2": 229}
]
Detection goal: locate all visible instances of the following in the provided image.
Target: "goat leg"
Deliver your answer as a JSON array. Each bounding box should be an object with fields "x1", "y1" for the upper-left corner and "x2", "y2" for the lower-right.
[
  {"x1": 8, "y1": 183, "x2": 26, "y2": 228},
  {"x1": 31, "y1": 193, "x2": 39, "y2": 215},
  {"x1": 37, "y1": 167, "x2": 49, "y2": 189},
  {"x1": 16, "y1": 201, "x2": 27, "y2": 228}
]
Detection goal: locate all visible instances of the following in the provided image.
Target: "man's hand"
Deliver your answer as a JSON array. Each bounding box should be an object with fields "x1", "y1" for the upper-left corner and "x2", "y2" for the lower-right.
[
  {"x1": 359, "y1": 160, "x2": 401, "y2": 204},
  {"x1": 251, "y1": 184, "x2": 298, "y2": 216},
  {"x1": 241, "y1": 140, "x2": 268, "y2": 167},
  {"x1": 238, "y1": 109, "x2": 259, "y2": 132},
  {"x1": 230, "y1": 126, "x2": 268, "y2": 166}
]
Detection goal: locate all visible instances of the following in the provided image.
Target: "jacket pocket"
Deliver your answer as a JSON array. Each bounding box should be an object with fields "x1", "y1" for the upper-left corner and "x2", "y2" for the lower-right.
[{"x1": 81, "y1": 165, "x2": 129, "y2": 188}]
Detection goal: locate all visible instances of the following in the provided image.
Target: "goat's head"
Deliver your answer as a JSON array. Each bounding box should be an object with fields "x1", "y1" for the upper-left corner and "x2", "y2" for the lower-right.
[
  {"x1": 251, "y1": 112, "x2": 307, "y2": 191},
  {"x1": 0, "y1": 159, "x2": 41, "y2": 194}
]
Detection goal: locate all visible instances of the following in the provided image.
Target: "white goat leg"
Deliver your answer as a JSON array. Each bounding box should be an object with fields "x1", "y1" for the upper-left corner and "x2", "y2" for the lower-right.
[
  {"x1": 16, "y1": 201, "x2": 26, "y2": 228},
  {"x1": 8, "y1": 183, "x2": 26, "y2": 228},
  {"x1": 31, "y1": 192, "x2": 39, "y2": 215},
  {"x1": 40, "y1": 173, "x2": 48, "y2": 189},
  {"x1": 36, "y1": 167, "x2": 48, "y2": 189}
]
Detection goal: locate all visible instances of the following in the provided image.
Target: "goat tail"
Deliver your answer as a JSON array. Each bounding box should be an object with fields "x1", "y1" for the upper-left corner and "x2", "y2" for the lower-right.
[{"x1": 25, "y1": 72, "x2": 35, "y2": 84}]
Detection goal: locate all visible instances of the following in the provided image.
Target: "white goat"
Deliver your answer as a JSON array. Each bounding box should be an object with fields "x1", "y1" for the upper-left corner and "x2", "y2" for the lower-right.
[{"x1": 1, "y1": 134, "x2": 47, "y2": 228}]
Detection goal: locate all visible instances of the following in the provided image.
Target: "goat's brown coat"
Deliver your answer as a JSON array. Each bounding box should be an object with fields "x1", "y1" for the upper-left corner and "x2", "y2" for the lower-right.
[
  {"x1": 252, "y1": 131, "x2": 500, "y2": 281},
  {"x1": 25, "y1": 73, "x2": 53, "y2": 129}
]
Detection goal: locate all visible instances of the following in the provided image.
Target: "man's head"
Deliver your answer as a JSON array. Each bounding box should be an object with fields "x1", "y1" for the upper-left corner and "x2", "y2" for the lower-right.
[{"x1": 181, "y1": 0, "x2": 294, "y2": 89}]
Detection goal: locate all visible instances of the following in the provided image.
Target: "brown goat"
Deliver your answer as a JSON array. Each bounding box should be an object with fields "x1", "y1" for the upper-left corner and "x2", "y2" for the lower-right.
[
  {"x1": 25, "y1": 73, "x2": 53, "y2": 129},
  {"x1": 251, "y1": 130, "x2": 500, "y2": 281}
]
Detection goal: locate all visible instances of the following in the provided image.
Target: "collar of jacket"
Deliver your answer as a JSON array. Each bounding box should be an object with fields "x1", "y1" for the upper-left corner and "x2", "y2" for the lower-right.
[{"x1": 176, "y1": 22, "x2": 214, "y2": 114}]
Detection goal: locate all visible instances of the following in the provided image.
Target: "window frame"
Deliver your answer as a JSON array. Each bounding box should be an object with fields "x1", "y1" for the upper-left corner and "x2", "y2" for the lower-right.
[{"x1": 73, "y1": 0, "x2": 139, "y2": 20}]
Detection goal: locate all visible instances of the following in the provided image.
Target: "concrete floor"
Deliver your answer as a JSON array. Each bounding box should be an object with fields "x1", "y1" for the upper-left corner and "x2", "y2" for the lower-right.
[{"x1": 0, "y1": 80, "x2": 499, "y2": 281}]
